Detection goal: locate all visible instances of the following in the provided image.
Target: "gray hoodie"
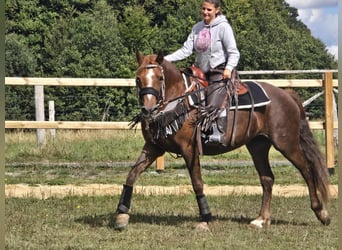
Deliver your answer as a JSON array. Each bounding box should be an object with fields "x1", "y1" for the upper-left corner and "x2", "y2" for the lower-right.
[{"x1": 164, "y1": 15, "x2": 240, "y2": 73}]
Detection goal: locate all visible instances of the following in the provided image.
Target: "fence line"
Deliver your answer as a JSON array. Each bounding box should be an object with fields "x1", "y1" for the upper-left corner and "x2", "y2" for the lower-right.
[
  {"x1": 5, "y1": 77, "x2": 136, "y2": 87},
  {"x1": 238, "y1": 69, "x2": 338, "y2": 75},
  {"x1": 5, "y1": 70, "x2": 338, "y2": 172},
  {"x1": 3, "y1": 120, "x2": 336, "y2": 130},
  {"x1": 5, "y1": 77, "x2": 338, "y2": 87},
  {"x1": 5, "y1": 121, "x2": 140, "y2": 129}
]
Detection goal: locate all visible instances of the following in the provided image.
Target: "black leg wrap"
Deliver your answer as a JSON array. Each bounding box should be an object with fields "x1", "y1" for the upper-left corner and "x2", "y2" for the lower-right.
[
  {"x1": 117, "y1": 184, "x2": 133, "y2": 214},
  {"x1": 196, "y1": 195, "x2": 212, "y2": 222}
]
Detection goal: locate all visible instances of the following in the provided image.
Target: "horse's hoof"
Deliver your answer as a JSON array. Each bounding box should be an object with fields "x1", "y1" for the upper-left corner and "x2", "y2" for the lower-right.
[
  {"x1": 321, "y1": 217, "x2": 331, "y2": 226},
  {"x1": 195, "y1": 222, "x2": 210, "y2": 232},
  {"x1": 317, "y1": 209, "x2": 331, "y2": 226},
  {"x1": 250, "y1": 218, "x2": 270, "y2": 229},
  {"x1": 114, "y1": 213, "x2": 130, "y2": 230}
]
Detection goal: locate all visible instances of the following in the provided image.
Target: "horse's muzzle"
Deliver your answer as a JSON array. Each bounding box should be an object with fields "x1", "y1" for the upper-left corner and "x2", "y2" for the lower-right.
[{"x1": 141, "y1": 105, "x2": 159, "y2": 118}]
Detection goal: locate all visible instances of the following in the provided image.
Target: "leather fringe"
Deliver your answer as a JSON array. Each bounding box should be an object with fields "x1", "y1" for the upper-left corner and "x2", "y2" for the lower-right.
[
  {"x1": 129, "y1": 100, "x2": 189, "y2": 141},
  {"x1": 153, "y1": 100, "x2": 188, "y2": 140},
  {"x1": 196, "y1": 105, "x2": 221, "y2": 133}
]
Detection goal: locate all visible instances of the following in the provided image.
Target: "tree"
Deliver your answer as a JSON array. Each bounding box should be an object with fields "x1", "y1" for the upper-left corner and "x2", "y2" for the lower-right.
[
  {"x1": 41, "y1": 0, "x2": 139, "y2": 121},
  {"x1": 5, "y1": 33, "x2": 37, "y2": 76},
  {"x1": 5, "y1": 0, "x2": 337, "y2": 121}
]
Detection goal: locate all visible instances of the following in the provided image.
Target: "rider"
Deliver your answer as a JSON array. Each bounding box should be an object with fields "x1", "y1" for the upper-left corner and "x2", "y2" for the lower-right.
[{"x1": 164, "y1": 0, "x2": 240, "y2": 145}]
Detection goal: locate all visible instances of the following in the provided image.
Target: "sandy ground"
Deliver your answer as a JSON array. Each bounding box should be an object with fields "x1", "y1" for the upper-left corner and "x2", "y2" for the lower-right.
[{"x1": 5, "y1": 183, "x2": 338, "y2": 200}]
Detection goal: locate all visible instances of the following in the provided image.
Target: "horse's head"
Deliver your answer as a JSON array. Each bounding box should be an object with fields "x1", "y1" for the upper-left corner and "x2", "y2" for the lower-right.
[{"x1": 135, "y1": 51, "x2": 166, "y2": 118}]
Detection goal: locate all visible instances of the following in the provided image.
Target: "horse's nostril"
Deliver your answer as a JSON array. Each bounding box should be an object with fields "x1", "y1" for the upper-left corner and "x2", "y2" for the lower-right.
[
  {"x1": 152, "y1": 105, "x2": 159, "y2": 113},
  {"x1": 141, "y1": 107, "x2": 149, "y2": 116},
  {"x1": 141, "y1": 105, "x2": 158, "y2": 118}
]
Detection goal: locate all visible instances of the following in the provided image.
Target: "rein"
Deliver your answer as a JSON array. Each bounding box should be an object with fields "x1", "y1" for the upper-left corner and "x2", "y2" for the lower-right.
[
  {"x1": 136, "y1": 62, "x2": 253, "y2": 149},
  {"x1": 161, "y1": 78, "x2": 229, "y2": 106},
  {"x1": 138, "y1": 63, "x2": 228, "y2": 108}
]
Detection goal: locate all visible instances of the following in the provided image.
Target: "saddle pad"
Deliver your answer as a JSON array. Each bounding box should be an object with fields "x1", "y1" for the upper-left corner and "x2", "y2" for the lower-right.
[{"x1": 230, "y1": 81, "x2": 271, "y2": 110}]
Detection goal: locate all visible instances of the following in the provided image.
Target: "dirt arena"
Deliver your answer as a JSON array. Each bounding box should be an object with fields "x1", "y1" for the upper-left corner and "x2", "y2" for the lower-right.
[{"x1": 5, "y1": 183, "x2": 338, "y2": 199}]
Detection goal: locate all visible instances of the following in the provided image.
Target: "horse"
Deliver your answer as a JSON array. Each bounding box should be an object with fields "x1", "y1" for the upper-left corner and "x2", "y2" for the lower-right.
[{"x1": 114, "y1": 51, "x2": 331, "y2": 231}]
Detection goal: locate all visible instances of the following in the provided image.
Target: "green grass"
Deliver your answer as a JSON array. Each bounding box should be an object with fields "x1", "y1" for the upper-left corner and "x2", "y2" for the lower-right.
[
  {"x1": 5, "y1": 130, "x2": 145, "y2": 163},
  {"x1": 4, "y1": 162, "x2": 338, "y2": 186},
  {"x1": 6, "y1": 130, "x2": 331, "y2": 163},
  {"x1": 5, "y1": 130, "x2": 338, "y2": 186},
  {"x1": 6, "y1": 194, "x2": 338, "y2": 250},
  {"x1": 5, "y1": 130, "x2": 338, "y2": 249}
]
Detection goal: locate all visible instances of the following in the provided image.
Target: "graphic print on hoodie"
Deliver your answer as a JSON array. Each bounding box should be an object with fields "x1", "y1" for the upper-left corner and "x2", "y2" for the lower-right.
[{"x1": 195, "y1": 28, "x2": 211, "y2": 52}]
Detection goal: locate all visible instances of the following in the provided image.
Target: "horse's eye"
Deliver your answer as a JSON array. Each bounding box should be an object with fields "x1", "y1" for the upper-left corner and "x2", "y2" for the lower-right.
[{"x1": 159, "y1": 76, "x2": 164, "y2": 81}]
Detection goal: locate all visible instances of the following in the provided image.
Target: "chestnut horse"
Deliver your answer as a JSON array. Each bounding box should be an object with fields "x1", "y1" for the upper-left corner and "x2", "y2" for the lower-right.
[{"x1": 115, "y1": 52, "x2": 330, "y2": 230}]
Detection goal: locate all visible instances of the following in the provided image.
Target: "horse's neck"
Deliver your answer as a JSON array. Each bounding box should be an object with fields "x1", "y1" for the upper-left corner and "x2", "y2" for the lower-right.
[{"x1": 164, "y1": 66, "x2": 186, "y2": 100}]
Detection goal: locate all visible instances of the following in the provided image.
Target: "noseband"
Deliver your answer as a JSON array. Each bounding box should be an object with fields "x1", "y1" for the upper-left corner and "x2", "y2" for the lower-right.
[{"x1": 137, "y1": 64, "x2": 165, "y2": 103}]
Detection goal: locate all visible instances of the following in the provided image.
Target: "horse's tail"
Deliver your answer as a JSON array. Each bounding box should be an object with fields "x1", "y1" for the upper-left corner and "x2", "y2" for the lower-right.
[{"x1": 285, "y1": 89, "x2": 330, "y2": 203}]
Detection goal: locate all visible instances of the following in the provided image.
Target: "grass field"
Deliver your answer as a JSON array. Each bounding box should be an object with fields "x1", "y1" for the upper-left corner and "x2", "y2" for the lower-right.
[
  {"x1": 6, "y1": 194, "x2": 338, "y2": 250},
  {"x1": 5, "y1": 130, "x2": 338, "y2": 186},
  {"x1": 5, "y1": 130, "x2": 339, "y2": 249},
  {"x1": 5, "y1": 129, "x2": 334, "y2": 164}
]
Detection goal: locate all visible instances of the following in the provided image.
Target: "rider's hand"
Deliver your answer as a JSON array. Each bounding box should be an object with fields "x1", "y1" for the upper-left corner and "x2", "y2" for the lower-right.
[{"x1": 222, "y1": 69, "x2": 231, "y2": 79}]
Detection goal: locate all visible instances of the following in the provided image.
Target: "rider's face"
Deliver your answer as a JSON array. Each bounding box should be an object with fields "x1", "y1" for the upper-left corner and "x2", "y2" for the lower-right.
[{"x1": 201, "y1": 2, "x2": 220, "y2": 24}]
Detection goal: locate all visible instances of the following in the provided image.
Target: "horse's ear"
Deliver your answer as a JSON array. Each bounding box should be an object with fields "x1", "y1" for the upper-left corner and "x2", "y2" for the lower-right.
[
  {"x1": 136, "y1": 51, "x2": 144, "y2": 65},
  {"x1": 156, "y1": 51, "x2": 164, "y2": 65}
]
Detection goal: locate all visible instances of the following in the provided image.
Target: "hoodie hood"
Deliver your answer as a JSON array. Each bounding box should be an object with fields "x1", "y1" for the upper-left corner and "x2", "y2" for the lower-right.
[{"x1": 206, "y1": 15, "x2": 228, "y2": 27}]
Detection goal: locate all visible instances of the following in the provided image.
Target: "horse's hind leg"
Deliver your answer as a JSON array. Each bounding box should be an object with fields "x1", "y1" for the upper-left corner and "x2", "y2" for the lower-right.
[
  {"x1": 246, "y1": 136, "x2": 274, "y2": 228},
  {"x1": 273, "y1": 90, "x2": 330, "y2": 225},
  {"x1": 114, "y1": 144, "x2": 163, "y2": 230},
  {"x1": 276, "y1": 142, "x2": 331, "y2": 225}
]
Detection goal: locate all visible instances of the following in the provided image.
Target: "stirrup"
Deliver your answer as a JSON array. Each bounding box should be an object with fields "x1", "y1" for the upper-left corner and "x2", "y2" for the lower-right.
[
  {"x1": 206, "y1": 123, "x2": 226, "y2": 146},
  {"x1": 207, "y1": 134, "x2": 226, "y2": 146}
]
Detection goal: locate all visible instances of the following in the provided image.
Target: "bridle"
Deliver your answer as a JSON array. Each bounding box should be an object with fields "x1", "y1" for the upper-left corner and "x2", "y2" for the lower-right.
[
  {"x1": 136, "y1": 64, "x2": 166, "y2": 104},
  {"x1": 136, "y1": 63, "x2": 231, "y2": 108}
]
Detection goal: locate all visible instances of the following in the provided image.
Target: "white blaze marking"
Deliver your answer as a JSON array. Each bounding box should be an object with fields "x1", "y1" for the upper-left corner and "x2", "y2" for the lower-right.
[{"x1": 144, "y1": 69, "x2": 156, "y2": 101}]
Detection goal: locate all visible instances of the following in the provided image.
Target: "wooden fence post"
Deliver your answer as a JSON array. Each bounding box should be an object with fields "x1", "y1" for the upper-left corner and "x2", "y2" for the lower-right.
[
  {"x1": 35, "y1": 85, "x2": 46, "y2": 146},
  {"x1": 323, "y1": 72, "x2": 335, "y2": 174},
  {"x1": 333, "y1": 94, "x2": 338, "y2": 147},
  {"x1": 49, "y1": 100, "x2": 56, "y2": 140},
  {"x1": 156, "y1": 156, "x2": 165, "y2": 173}
]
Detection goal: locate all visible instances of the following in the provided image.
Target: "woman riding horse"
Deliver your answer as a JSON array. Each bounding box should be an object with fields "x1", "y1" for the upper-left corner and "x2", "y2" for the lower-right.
[
  {"x1": 114, "y1": 52, "x2": 331, "y2": 231},
  {"x1": 165, "y1": 0, "x2": 240, "y2": 145}
]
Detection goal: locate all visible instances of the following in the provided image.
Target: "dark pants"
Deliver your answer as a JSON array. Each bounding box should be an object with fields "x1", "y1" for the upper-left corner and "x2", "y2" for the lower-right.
[
  {"x1": 196, "y1": 63, "x2": 228, "y2": 145},
  {"x1": 205, "y1": 64, "x2": 227, "y2": 109}
]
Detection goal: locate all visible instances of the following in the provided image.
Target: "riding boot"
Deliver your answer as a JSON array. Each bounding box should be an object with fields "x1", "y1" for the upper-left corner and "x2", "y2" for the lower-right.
[
  {"x1": 199, "y1": 66, "x2": 228, "y2": 146},
  {"x1": 204, "y1": 81, "x2": 227, "y2": 146},
  {"x1": 207, "y1": 116, "x2": 226, "y2": 146}
]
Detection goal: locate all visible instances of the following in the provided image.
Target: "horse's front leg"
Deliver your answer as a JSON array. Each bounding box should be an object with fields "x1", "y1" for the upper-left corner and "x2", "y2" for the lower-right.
[
  {"x1": 184, "y1": 147, "x2": 212, "y2": 231},
  {"x1": 115, "y1": 144, "x2": 163, "y2": 230},
  {"x1": 247, "y1": 137, "x2": 274, "y2": 228}
]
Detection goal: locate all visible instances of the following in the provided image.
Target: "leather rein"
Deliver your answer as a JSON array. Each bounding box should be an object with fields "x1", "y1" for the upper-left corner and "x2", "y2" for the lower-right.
[{"x1": 137, "y1": 63, "x2": 229, "y2": 109}]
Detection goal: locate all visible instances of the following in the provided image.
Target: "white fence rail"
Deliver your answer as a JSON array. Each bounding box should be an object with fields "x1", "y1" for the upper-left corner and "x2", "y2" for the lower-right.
[{"x1": 5, "y1": 70, "x2": 338, "y2": 172}]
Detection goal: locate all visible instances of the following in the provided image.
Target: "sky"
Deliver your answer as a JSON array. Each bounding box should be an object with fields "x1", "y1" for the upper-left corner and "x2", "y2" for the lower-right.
[{"x1": 285, "y1": 0, "x2": 338, "y2": 60}]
